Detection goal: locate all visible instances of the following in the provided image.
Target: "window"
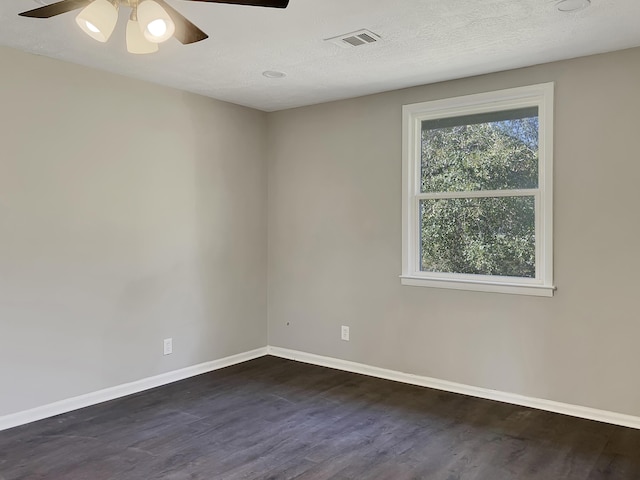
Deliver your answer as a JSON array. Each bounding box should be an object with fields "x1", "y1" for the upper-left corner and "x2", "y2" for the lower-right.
[{"x1": 401, "y1": 83, "x2": 554, "y2": 296}]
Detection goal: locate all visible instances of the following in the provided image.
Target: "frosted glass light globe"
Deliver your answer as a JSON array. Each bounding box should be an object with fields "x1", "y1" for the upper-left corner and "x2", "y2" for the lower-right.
[
  {"x1": 137, "y1": 1, "x2": 175, "y2": 43},
  {"x1": 126, "y1": 19, "x2": 159, "y2": 54},
  {"x1": 75, "y1": 0, "x2": 118, "y2": 43}
]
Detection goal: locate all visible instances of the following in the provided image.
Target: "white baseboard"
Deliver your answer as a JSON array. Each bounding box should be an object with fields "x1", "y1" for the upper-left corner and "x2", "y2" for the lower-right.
[
  {"x1": 0, "y1": 347, "x2": 268, "y2": 432},
  {"x1": 267, "y1": 346, "x2": 640, "y2": 430},
  {"x1": 4, "y1": 345, "x2": 639, "y2": 432}
]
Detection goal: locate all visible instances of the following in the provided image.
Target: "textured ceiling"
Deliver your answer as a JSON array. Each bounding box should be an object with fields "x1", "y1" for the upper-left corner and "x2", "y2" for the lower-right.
[{"x1": 1, "y1": 0, "x2": 639, "y2": 111}]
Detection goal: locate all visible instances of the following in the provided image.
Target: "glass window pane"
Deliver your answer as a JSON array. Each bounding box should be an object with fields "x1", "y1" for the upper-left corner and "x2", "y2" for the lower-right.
[
  {"x1": 421, "y1": 108, "x2": 539, "y2": 193},
  {"x1": 420, "y1": 197, "x2": 536, "y2": 278}
]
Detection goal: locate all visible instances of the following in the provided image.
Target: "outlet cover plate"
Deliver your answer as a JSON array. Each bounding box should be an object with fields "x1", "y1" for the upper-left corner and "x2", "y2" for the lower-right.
[
  {"x1": 163, "y1": 338, "x2": 173, "y2": 355},
  {"x1": 341, "y1": 326, "x2": 350, "y2": 341}
]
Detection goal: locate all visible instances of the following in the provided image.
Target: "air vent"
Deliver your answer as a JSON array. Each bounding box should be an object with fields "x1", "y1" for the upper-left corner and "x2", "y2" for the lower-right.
[{"x1": 325, "y1": 29, "x2": 381, "y2": 49}]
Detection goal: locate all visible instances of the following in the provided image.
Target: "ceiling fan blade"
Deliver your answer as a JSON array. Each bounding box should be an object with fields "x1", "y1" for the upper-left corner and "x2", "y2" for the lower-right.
[
  {"x1": 18, "y1": 0, "x2": 93, "y2": 18},
  {"x1": 154, "y1": 0, "x2": 209, "y2": 44},
  {"x1": 184, "y1": 0, "x2": 289, "y2": 8}
]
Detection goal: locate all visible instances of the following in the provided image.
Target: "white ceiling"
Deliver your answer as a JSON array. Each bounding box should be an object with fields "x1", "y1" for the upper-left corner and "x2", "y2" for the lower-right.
[{"x1": 1, "y1": 0, "x2": 639, "y2": 111}]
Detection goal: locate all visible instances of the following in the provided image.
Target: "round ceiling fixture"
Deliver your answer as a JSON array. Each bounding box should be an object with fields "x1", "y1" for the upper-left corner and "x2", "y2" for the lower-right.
[
  {"x1": 557, "y1": 0, "x2": 591, "y2": 12},
  {"x1": 262, "y1": 70, "x2": 287, "y2": 79}
]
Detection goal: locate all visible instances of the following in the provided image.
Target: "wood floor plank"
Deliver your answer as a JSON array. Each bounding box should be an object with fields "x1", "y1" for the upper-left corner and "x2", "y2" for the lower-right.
[{"x1": 1, "y1": 356, "x2": 639, "y2": 479}]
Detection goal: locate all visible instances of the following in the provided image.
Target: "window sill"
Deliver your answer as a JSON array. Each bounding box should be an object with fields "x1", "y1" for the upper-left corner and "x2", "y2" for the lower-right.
[{"x1": 400, "y1": 276, "x2": 556, "y2": 297}]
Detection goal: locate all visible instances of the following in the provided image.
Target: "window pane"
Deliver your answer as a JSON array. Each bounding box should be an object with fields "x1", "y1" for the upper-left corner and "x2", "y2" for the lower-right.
[
  {"x1": 420, "y1": 196, "x2": 535, "y2": 278},
  {"x1": 421, "y1": 108, "x2": 539, "y2": 193}
]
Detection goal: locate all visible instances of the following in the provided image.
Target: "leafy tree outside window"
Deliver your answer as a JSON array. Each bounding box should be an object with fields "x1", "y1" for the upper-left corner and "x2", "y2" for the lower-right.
[{"x1": 401, "y1": 84, "x2": 555, "y2": 296}]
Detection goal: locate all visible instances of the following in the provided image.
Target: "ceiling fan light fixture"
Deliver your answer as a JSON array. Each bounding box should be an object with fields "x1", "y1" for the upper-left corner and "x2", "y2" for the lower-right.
[
  {"x1": 137, "y1": 0, "x2": 175, "y2": 43},
  {"x1": 126, "y1": 19, "x2": 159, "y2": 54},
  {"x1": 19, "y1": 0, "x2": 287, "y2": 53},
  {"x1": 75, "y1": 0, "x2": 119, "y2": 43}
]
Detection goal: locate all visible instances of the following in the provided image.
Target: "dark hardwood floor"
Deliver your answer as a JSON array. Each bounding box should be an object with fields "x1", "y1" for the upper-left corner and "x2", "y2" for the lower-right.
[{"x1": 1, "y1": 355, "x2": 639, "y2": 479}]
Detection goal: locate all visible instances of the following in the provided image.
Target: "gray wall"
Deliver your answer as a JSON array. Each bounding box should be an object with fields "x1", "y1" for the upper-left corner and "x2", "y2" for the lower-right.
[
  {"x1": 267, "y1": 47, "x2": 640, "y2": 417},
  {"x1": 0, "y1": 47, "x2": 268, "y2": 416},
  {"x1": 3, "y1": 44, "x2": 640, "y2": 421}
]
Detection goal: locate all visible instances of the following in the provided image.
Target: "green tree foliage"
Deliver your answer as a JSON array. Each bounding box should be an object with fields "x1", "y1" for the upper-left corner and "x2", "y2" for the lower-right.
[{"x1": 420, "y1": 117, "x2": 538, "y2": 278}]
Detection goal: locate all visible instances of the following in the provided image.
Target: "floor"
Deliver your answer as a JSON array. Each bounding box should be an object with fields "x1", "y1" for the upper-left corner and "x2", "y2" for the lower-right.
[{"x1": 1, "y1": 356, "x2": 639, "y2": 479}]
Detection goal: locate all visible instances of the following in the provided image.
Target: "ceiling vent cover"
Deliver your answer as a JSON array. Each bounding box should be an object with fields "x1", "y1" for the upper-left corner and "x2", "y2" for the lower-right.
[{"x1": 325, "y1": 29, "x2": 381, "y2": 48}]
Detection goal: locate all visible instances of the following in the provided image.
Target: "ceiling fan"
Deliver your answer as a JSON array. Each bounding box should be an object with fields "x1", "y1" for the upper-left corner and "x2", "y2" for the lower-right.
[{"x1": 18, "y1": 0, "x2": 289, "y2": 54}]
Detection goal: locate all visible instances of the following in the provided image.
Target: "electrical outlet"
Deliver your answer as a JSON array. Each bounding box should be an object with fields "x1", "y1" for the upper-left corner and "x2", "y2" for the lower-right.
[
  {"x1": 341, "y1": 325, "x2": 350, "y2": 341},
  {"x1": 163, "y1": 338, "x2": 173, "y2": 355}
]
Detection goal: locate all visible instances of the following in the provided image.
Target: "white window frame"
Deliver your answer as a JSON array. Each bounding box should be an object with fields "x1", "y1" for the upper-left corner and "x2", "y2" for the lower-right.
[{"x1": 401, "y1": 83, "x2": 555, "y2": 297}]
